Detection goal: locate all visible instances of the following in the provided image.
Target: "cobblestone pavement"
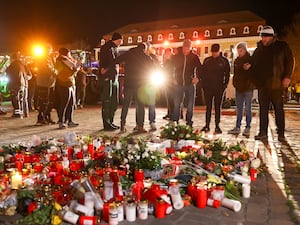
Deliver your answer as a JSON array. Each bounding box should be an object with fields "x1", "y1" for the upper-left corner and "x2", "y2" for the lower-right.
[{"x1": 0, "y1": 102, "x2": 299, "y2": 225}]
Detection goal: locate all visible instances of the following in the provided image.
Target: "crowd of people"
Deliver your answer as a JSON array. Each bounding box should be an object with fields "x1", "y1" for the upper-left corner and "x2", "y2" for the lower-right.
[{"x1": 2, "y1": 25, "x2": 295, "y2": 142}]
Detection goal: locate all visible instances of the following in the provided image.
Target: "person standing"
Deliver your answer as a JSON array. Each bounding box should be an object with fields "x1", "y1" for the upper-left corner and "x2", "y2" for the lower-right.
[
  {"x1": 116, "y1": 43, "x2": 153, "y2": 133},
  {"x1": 251, "y1": 25, "x2": 294, "y2": 142},
  {"x1": 55, "y1": 48, "x2": 79, "y2": 129},
  {"x1": 171, "y1": 39, "x2": 201, "y2": 127},
  {"x1": 5, "y1": 51, "x2": 26, "y2": 118},
  {"x1": 75, "y1": 66, "x2": 87, "y2": 109},
  {"x1": 228, "y1": 42, "x2": 254, "y2": 137},
  {"x1": 99, "y1": 32, "x2": 123, "y2": 131},
  {"x1": 200, "y1": 43, "x2": 230, "y2": 134}
]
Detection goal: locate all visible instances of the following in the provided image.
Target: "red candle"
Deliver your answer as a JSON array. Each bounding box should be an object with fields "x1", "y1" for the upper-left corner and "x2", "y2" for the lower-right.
[
  {"x1": 76, "y1": 151, "x2": 84, "y2": 159},
  {"x1": 15, "y1": 161, "x2": 23, "y2": 171},
  {"x1": 187, "y1": 183, "x2": 196, "y2": 202},
  {"x1": 67, "y1": 146, "x2": 73, "y2": 160},
  {"x1": 250, "y1": 168, "x2": 257, "y2": 181},
  {"x1": 79, "y1": 216, "x2": 96, "y2": 225},
  {"x1": 88, "y1": 143, "x2": 94, "y2": 159},
  {"x1": 155, "y1": 199, "x2": 165, "y2": 219},
  {"x1": 23, "y1": 152, "x2": 31, "y2": 163},
  {"x1": 134, "y1": 169, "x2": 144, "y2": 182},
  {"x1": 102, "y1": 202, "x2": 110, "y2": 222},
  {"x1": 196, "y1": 184, "x2": 207, "y2": 208},
  {"x1": 28, "y1": 202, "x2": 37, "y2": 214}
]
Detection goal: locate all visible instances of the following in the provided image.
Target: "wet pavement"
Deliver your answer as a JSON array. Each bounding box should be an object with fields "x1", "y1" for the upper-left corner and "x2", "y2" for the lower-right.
[{"x1": 0, "y1": 102, "x2": 299, "y2": 225}]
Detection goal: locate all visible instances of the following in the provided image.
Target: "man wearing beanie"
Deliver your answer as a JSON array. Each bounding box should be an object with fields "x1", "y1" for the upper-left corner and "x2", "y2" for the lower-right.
[
  {"x1": 171, "y1": 39, "x2": 201, "y2": 127},
  {"x1": 250, "y1": 25, "x2": 294, "y2": 142},
  {"x1": 200, "y1": 43, "x2": 230, "y2": 134},
  {"x1": 99, "y1": 32, "x2": 123, "y2": 130}
]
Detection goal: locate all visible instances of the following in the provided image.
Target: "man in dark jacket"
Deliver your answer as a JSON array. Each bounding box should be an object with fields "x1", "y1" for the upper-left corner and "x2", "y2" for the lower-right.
[
  {"x1": 5, "y1": 51, "x2": 26, "y2": 118},
  {"x1": 116, "y1": 43, "x2": 154, "y2": 132},
  {"x1": 171, "y1": 39, "x2": 201, "y2": 127},
  {"x1": 251, "y1": 25, "x2": 294, "y2": 142},
  {"x1": 200, "y1": 43, "x2": 230, "y2": 134},
  {"x1": 99, "y1": 32, "x2": 123, "y2": 131}
]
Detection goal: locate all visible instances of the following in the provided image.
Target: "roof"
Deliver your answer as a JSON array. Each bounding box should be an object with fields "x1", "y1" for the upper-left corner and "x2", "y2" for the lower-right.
[{"x1": 109, "y1": 10, "x2": 265, "y2": 35}]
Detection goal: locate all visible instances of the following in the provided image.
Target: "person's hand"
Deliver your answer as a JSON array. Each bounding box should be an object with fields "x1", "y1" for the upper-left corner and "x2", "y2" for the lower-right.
[
  {"x1": 243, "y1": 63, "x2": 251, "y2": 70},
  {"x1": 282, "y1": 78, "x2": 291, "y2": 88},
  {"x1": 100, "y1": 68, "x2": 107, "y2": 75},
  {"x1": 192, "y1": 77, "x2": 199, "y2": 85}
]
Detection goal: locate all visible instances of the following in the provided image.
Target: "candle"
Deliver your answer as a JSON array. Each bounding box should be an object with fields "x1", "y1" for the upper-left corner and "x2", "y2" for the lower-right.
[
  {"x1": 196, "y1": 184, "x2": 207, "y2": 208},
  {"x1": 155, "y1": 199, "x2": 165, "y2": 219},
  {"x1": 109, "y1": 203, "x2": 119, "y2": 225},
  {"x1": 11, "y1": 171, "x2": 22, "y2": 189},
  {"x1": 125, "y1": 200, "x2": 136, "y2": 222},
  {"x1": 250, "y1": 168, "x2": 257, "y2": 181}
]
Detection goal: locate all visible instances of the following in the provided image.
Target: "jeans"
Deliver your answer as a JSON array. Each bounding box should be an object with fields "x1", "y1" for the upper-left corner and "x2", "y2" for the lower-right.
[
  {"x1": 258, "y1": 88, "x2": 285, "y2": 135},
  {"x1": 173, "y1": 84, "x2": 196, "y2": 126},
  {"x1": 120, "y1": 87, "x2": 136, "y2": 125},
  {"x1": 203, "y1": 87, "x2": 225, "y2": 127},
  {"x1": 102, "y1": 79, "x2": 119, "y2": 127},
  {"x1": 235, "y1": 90, "x2": 253, "y2": 128}
]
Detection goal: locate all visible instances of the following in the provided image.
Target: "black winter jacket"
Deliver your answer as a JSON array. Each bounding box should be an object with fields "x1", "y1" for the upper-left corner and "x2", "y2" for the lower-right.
[
  {"x1": 233, "y1": 52, "x2": 254, "y2": 93},
  {"x1": 99, "y1": 40, "x2": 119, "y2": 80},
  {"x1": 252, "y1": 40, "x2": 294, "y2": 90}
]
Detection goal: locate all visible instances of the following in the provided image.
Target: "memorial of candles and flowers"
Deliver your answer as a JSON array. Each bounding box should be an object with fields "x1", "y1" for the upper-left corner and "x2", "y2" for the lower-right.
[{"x1": 0, "y1": 124, "x2": 263, "y2": 225}]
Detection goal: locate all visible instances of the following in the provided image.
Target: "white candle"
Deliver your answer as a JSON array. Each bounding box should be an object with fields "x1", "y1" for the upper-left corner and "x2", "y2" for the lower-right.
[{"x1": 11, "y1": 172, "x2": 22, "y2": 189}]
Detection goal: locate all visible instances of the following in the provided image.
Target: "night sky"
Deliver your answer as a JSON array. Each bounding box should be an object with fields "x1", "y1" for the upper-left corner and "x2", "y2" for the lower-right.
[{"x1": 0, "y1": 0, "x2": 299, "y2": 54}]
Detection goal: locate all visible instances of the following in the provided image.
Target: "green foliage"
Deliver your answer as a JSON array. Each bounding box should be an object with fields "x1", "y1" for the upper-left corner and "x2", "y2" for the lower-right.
[{"x1": 160, "y1": 123, "x2": 202, "y2": 141}]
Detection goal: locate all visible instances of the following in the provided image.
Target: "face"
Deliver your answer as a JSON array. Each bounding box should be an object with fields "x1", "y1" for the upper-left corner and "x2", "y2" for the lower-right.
[
  {"x1": 261, "y1": 36, "x2": 274, "y2": 46},
  {"x1": 237, "y1": 47, "x2": 246, "y2": 57},
  {"x1": 114, "y1": 39, "x2": 123, "y2": 46},
  {"x1": 211, "y1": 51, "x2": 220, "y2": 58},
  {"x1": 182, "y1": 47, "x2": 190, "y2": 56}
]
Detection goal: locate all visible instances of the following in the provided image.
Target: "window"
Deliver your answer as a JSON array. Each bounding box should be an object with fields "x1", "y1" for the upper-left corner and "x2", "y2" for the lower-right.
[
  {"x1": 257, "y1": 25, "x2": 264, "y2": 34},
  {"x1": 147, "y1": 35, "x2": 152, "y2": 42},
  {"x1": 128, "y1": 36, "x2": 133, "y2": 44},
  {"x1": 230, "y1": 27, "x2": 236, "y2": 35},
  {"x1": 158, "y1": 34, "x2": 163, "y2": 41},
  {"x1": 179, "y1": 32, "x2": 185, "y2": 39},
  {"x1": 168, "y1": 33, "x2": 174, "y2": 40},
  {"x1": 204, "y1": 46, "x2": 208, "y2": 54},
  {"x1": 137, "y1": 36, "x2": 142, "y2": 43},
  {"x1": 243, "y1": 26, "x2": 250, "y2": 34},
  {"x1": 204, "y1": 30, "x2": 210, "y2": 37},
  {"x1": 193, "y1": 31, "x2": 198, "y2": 38},
  {"x1": 217, "y1": 29, "x2": 223, "y2": 36}
]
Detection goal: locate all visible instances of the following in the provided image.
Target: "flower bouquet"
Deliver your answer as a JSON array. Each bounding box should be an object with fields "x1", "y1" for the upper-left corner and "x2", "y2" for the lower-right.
[{"x1": 160, "y1": 123, "x2": 203, "y2": 141}]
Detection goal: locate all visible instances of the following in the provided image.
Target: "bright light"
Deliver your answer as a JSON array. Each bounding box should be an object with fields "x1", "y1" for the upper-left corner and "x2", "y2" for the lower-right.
[
  {"x1": 150, "y1": 70, "x2": 165, "y2": 86},
  {"x1": 164, "y1": 41, "x2": 169, "y2": 46},
  {"x1": 33, "y1": 45, "x2": 44, "y2": 57},
  {"x1": 196, "y1": 40, "x2": 201, "y2": 45}
]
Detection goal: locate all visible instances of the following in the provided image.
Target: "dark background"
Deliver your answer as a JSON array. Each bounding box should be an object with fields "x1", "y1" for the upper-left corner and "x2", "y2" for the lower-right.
[{"x1": 0, "y1": 0, "x2": 299, "y2": 53}]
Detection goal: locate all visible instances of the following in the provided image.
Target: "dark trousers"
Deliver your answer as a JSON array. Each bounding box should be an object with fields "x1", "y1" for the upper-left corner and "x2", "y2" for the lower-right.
[
  {"x1": 36, "y1": 86, "x2": 49, "y2": 122},
  {"x1": 11, "y1": 87, "x2": 24, "y2": 115},
  {"x1": 165, "y1": 87, "x2": 174, "y2": 118},
  {"x1": 120, "y1": 87, "x2": 136, "y2": 125},
  {"x1": 258, "y1": 88, "x2": 285, "y2": 135},
  {"x1": 102, "y1": 79, "x2": 119, "y2": 127},
  {"x1": 56, "y1": 85, "x2": 76, "y2": 123},
  {"x1": 203, "y1": 88, "x2": 225, "y2": 127},
  {"x1": 76, "y1": 85, "x2": 86, "y2": 106}
]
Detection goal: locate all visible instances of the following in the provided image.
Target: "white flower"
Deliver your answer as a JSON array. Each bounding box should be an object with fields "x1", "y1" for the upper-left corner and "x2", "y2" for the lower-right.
[
  {"x1": 251, "y1": 158, "x2": 261, "y2": 168},
  {"x1": 124, "y1": 158, "x2": 128, "y2": 164},
  {"x1": 151, "y1": 155, "x2": 155, "y2": 159},
  {"x1": 136, "y1": 155, "x2": 140, "y2": 160},
  {"x1": 186, "y1": 134, "x2": 191, "y2": 138}
]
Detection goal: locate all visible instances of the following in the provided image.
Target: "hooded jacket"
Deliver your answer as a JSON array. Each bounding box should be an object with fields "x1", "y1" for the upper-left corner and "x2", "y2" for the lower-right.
[
  {"x1": 99, "y1": 40, "x2": 119, "y2": 80},
  {"x1": 252, "y1": 39, "x2": 294, "y2": 90}
]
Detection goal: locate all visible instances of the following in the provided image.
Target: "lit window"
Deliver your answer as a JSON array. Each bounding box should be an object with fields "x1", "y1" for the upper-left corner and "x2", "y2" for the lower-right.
[
  {"x1": 204, "y1": 30, "x2": 210, "y2": 37},
  {"x1": 217, "y1": 29, "x2": 223, "y2": 36},
  {"x1": 243, "y1": 26, "x2": 250, "y2": 34},
  {"x1": 137, "y1": 36, "x2": 142, "y2": 43},
  {"x1": 230, "y1": 27, "x2": 236, "y2": 35},
  {"x1": 193, "y1": 31, "x2": 198, "y2": 38},
  {"x1": 168, "y1": 33, "x2": 174, "y2": 40},
  {"x1": 128, "y1": 37, "x2": 133, "y2": 44},
  {"x1": 257, "y1": 25, "x2": 264, "y2": 34},
  {"x1": 158, "y1": 34, "x2": 163, "y2": 41},
  {"x1": 147, "y1": 35, "x2": 152, "y2": 42},
  {"x1": 179, "y1": 32, "x2": 185, "y2": 39}
]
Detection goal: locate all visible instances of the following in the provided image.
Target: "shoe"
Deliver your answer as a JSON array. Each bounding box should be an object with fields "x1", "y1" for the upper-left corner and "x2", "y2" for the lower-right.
[
  {"x1": 104, "y1": 124, "x2": 118, "y2": 131},
  {"x1": 228, "y1": 127, "x2": 240, "y2": 135},
  {"x1": 48, "y1": 119, "x2": 56, "y2": 125},
  {"x1": 163, "y1": 115, "x2": 171, "y2": 120},
  {"x1": 68, "y1": 122, "x2": 79, "y2": 127},
  {"x1": 149, "y1": 122, "x2": 157, "y2": 131},
  {"x1": 214, "y1": 126, "x2": 222, "y2": 134},
  {"x1": 254, "y1": 133, "x2": 268, "y2": 140},
  {"x1": 111, "y1": 124, "x2": 120, "y2": 129},
  {"x1": 201, "y1": 126, "x2": 210, "y2": 132},
  {"x1": 134, "y1": 126, "x2": 147, "y2": 133},
  {"x1": 278, "y1": 135, "x2": 286, "y2": 142},
  {"x1": 242, "y1": 128, "x2": 251, "y2": 136},
  {"x1": 12, "y1": 114, "x2": 23, "y2": 118},
  {"x1": 59, "y1": 123, "x2": 67, "y2": 129},
  {"x1": 0, "y1": 110, "x2": 7, "y2": 115}
]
